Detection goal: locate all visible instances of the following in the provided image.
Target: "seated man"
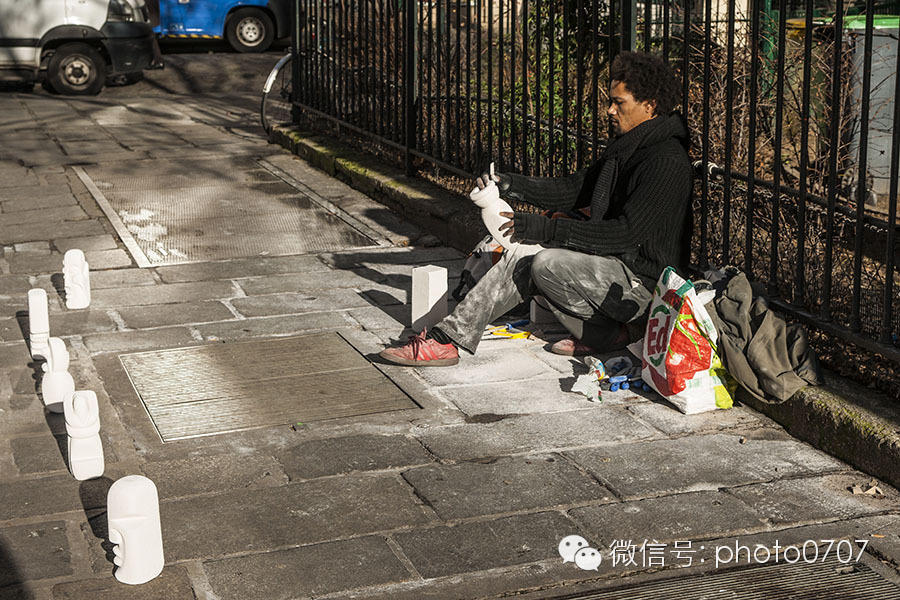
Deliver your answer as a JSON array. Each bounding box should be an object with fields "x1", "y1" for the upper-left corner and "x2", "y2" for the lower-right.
[{"x1": 380, "y1": 51, "x2": 693, "y2": 367}]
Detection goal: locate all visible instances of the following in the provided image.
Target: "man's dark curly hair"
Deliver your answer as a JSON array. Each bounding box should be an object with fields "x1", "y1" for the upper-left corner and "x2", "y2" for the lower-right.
[{"x1": 609, "y1": 51, "x2": 681, "y2": 117}]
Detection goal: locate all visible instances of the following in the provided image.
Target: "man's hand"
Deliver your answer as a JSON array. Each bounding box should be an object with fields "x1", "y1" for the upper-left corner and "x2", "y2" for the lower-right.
[
  {"x1": 476, "y1": 171, "x2": 509, "y2": 191},
  {"x1": 498, "y1": 211, "x2": 515, "y2": 239}
]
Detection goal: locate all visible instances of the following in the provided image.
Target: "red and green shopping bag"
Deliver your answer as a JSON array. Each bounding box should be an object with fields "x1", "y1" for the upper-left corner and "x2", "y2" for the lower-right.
[{"x1": 641, "y1": 267, "x2": 736, "y2": 414}]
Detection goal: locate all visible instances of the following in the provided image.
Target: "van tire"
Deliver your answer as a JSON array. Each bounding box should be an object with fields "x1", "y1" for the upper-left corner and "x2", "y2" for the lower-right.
[
  {"x1": 226, "y1": 8, "x2": 274, "y2": 53},
  {"x1": 47, "y1": 43, "x2": 106, "y2": 95}
]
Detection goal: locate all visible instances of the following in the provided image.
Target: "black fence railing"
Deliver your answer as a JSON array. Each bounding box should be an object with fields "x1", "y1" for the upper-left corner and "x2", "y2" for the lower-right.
[{"x1": 292, "y1": 0, "x2": 900, "y2": 365}]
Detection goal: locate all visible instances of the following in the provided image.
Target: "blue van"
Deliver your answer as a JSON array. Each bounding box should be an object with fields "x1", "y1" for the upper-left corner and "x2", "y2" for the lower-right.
[{"x1": 153, "y1": 0, "x2": 290, "y2": 52}]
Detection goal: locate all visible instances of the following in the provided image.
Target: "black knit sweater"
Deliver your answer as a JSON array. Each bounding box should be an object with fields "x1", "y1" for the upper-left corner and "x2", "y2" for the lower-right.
[{"x1": 505, "y1": 114, "x2": 692, "y2": 284}]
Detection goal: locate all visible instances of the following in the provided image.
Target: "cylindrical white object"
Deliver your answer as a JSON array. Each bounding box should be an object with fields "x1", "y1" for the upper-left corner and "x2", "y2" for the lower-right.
[
  {"x1": 411, "y1": 265, "x2": 448, "y2": 331},
  {"x1": 469, "y1": 181, "x2": 519, "y2": 250},
  {"x1": 64, "y1": 390, "x2": 104, "y2": 480},
  {"x1": 40, "y1": 338, "x2": 73, "y2": 413},
  {"x1": 27, "y1": 288, "x2": 51, "y2": 360},
  {"x1": 63, "y1": 249, "x2": 91, "y2": 310},
  {"x1": 107, "y1": 475, "x2": 164, "y2": 585}
]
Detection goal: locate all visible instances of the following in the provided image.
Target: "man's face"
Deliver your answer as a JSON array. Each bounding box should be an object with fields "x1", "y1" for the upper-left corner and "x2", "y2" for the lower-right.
[{"x1": 607, "y1": 80, "x2": 657, "y2": 136}]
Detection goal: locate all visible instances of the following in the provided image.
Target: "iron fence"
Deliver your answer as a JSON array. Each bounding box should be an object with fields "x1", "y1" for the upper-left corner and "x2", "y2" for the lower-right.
[{"x1": 291, "y1": 0, "x2": 900, "y2": 365}]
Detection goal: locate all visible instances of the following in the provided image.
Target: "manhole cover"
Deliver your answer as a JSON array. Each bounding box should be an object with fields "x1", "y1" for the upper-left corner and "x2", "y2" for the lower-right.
[
  {"x1": 74, "y1": 157, "x2": 384, "y2": 266},
  {"x1": 119, "y1": 333, "x2": 418, "y2": 441},
  {"x1": 550, "y1": 550, "x2": 900, "y2": 599}
]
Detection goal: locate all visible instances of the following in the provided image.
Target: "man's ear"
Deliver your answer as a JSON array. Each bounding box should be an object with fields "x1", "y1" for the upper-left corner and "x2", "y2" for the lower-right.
[{"x1": 645, "y1": 99, "x2": 657, "y2": 116}]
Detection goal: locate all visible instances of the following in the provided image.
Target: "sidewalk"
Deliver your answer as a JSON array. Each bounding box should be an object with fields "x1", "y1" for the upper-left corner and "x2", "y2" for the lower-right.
[{"x1": 1, "y1": 90, "x2": 899, "y2": 600}]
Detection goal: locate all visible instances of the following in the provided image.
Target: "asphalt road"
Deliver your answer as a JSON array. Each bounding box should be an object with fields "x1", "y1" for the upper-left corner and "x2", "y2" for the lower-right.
[{"x1": 14, "y1": 39, "x2": 290, "y2": 110}]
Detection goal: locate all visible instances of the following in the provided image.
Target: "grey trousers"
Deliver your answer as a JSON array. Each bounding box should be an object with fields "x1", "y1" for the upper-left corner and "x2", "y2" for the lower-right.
[{"x1": 434, "y1": 244, "x2": 653, "y2": 354}]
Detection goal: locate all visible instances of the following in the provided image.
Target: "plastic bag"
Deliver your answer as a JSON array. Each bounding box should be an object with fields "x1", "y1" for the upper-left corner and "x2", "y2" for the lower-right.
[{"x1": 641, "y1": 266, "x2": 736, "y2": 414}]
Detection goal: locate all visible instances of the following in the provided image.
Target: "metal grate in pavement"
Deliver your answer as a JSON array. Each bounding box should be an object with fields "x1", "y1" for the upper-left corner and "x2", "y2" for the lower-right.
[
  {"x1": 549, "y1": 552, "x2": 900, "y2": 599},
  {"x1": 119, "y1": 333, "x2": 418, "y2": 442},
  {"x1": 75, "y1": 155, "x2": 385, "y2": 266}
]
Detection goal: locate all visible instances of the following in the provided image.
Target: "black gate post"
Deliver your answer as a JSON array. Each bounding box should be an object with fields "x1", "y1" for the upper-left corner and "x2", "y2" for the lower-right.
[
  {"x1": 403, "y1": 0, "x2": 417, "y2": 176},
  {"x1": 620, "y1": 0, "x2": 637, "y2": 52}
]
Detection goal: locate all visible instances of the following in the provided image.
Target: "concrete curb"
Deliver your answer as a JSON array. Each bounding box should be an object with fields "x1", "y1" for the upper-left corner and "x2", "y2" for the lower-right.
[
  {"x1": 272, "y1": 125, "x2": 900, "y2": 492},
  {"x1": 741, "y1": 375, "x2": 900, "y2": 490},
  {"x1": 271, "y1": 127, "x2": 485, "y2": 253}
]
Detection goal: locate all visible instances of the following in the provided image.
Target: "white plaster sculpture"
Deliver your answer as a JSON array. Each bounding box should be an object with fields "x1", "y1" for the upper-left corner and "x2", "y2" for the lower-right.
[
  {"x1": 63, "y1": 249, "x2": 91, "y2": 309},
  {"x1": 64, "y1": 390, "x2": 104, "y2": 480},
  {"x1": 107, "y1": 475, "x2": 165, "y2": 585},
  {"x1": 27, "y1": 288, "x2": 51, "y2": 362},
  {"x1": 411, "y1": 265, "x2": 448, "y2": 331},
  {"x1": 469, "y1": 163, "x2": 519, "y2": 251},
  {"x1": 40, "y1": 337, "x2": 73, "y2": 414}
]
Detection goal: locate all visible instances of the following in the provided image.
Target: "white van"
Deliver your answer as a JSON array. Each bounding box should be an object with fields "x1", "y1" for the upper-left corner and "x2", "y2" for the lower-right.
[{"x1": 0, "y1": 0, "x2": 156, "y2": 95}]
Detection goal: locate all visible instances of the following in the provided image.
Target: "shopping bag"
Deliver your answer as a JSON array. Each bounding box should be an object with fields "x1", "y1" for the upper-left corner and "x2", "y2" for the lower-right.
[{"x1": 641, "y1": 266, "x2": 735, "y2": 414}]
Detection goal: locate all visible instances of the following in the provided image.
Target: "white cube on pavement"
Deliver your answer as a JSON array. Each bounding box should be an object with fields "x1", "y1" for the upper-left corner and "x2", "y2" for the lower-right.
[
  {"x1": 411, "y1": 265, "x2": 448, "y2": 332},
  {"x1": 530, "y1": 296, "x2": 558, "y2": 326}
]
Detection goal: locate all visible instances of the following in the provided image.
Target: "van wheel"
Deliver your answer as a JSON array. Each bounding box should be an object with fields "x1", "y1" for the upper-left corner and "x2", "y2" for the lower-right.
[
  {"x1": 226, "y1": 8, "x2": 274, "y2": 53},
  {"x1": 47, "y1": 43, "x2": 106, "y2": 95}
]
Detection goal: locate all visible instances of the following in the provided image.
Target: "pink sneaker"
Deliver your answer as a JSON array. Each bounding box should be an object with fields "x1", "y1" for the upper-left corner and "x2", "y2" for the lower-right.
[
  {"x1": 549, "y1": 336, "x2": 597, "y2": 356},
  {"x1": 379, "y1": 330, "x2": 459, "y2": 367}
]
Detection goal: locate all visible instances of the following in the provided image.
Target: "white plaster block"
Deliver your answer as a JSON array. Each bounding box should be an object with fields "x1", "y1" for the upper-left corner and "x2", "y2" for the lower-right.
[
  {"x1": 530, "y1": 296, "x2": 559, "y2": 326},
  {"x1": 411, "y1": 265, "x2": 448, "y2": 332}
]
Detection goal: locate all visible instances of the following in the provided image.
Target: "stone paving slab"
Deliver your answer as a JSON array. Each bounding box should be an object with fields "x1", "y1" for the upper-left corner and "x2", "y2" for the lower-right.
[
  {"x1": 0, "y1": 192, "x2": 77, "y2": 211},
  {"x1": 51, "y1": 565, "x2": 195, "y2": 600},
  {"x1": 193, "y1": 311, "x2": 353, "y2": 342},
  {"x1": 154, "y1": 254, "x2": 331, "y2": 283},
  {"x1": 89, "y1": 281, "x2": 237, "y2": 308},
  {"x1": 115, "y1": 301, "x2": 234, "y2": 329},
  {"x1": 0, "y1": 275, "x2": 33, "y2": 295},
  {"x1": 1, "y1": 206, "x2": 87, "y2": 227},
  {"x1": 625, "y1": 401, "x2": 768, "y2": 435},
  {"x1": 0, "y1": 221, "x2": 104, "y2": 246},
  {"x1": 7, "y1": 249, "x2": 129, "y2": 276},
  {"x1": 725, "y1": 473, "x2": 897, "y2": 525},
  {"x1": 569, "y1": 490, "x2": 768, "y2": 546},
  {"x1": 238, "y1": 269, "x2": 383, "y2": 295},
  {"x1": 436, "y1": 377, "x2": 605, "y2": 417},
  {"x1": 63, "y1": 268, "x2": 155, "y2": 290},
  {"x1": 229, "y1": 289, "x2": 372, "y2": 318},
  {"x1": 160, "y1": 474, "x2": 432, "y2": 561},
  {"x1": 565, "y1": 432, "x2": 846, "y2": 500},
  {"x1": 82, "y1": 327, "x2": 198, "y2": 354},
  {"x1": 392, "y1": 511, "x2": 578, "y2": 579},
  {"x1": 319, "y1": 246, "x2": 465, "y2": 269},
  {"x1": 0, "y1": 393, "x2": 66, "y2": 438},
  {"x1": 44, "y1": 311, "x2": 117, "y2": 338},
  {"x1": 0, "y1": 521, "x2": 73, "y2": 586},
  {"x1": 0, "y1": 475, "x2": 91, "y2": 520},
  {"x1": 415, "y1": 348, "x2": 560, "y2": 387},
  {"x1": 403, "y1": 454, "x2": 614, "y2": 520},
  {"x1": 51, "y1": 235, "x2": 119, "y2": 254},
  {"x1": 203, "y1": 536, "x2": 412, "y2": 600},
  {"x1": 276, "y1": 434, "x2": 433, "y2": 481},
  {"x1": 140, "y1": 453, "x2": 288, "y2": 499},
  {"x1": 10, "y1": 432, "x2": 118, "y2": 476},
  {"x1": 418, "y1": 408, "x2": 661, "y2": 461}
]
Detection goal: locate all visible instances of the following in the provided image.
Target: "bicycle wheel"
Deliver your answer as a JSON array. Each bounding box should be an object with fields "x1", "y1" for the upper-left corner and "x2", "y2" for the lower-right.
[{"x1": 261, "y1": 53, "x2": 294, "y2": 135}]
